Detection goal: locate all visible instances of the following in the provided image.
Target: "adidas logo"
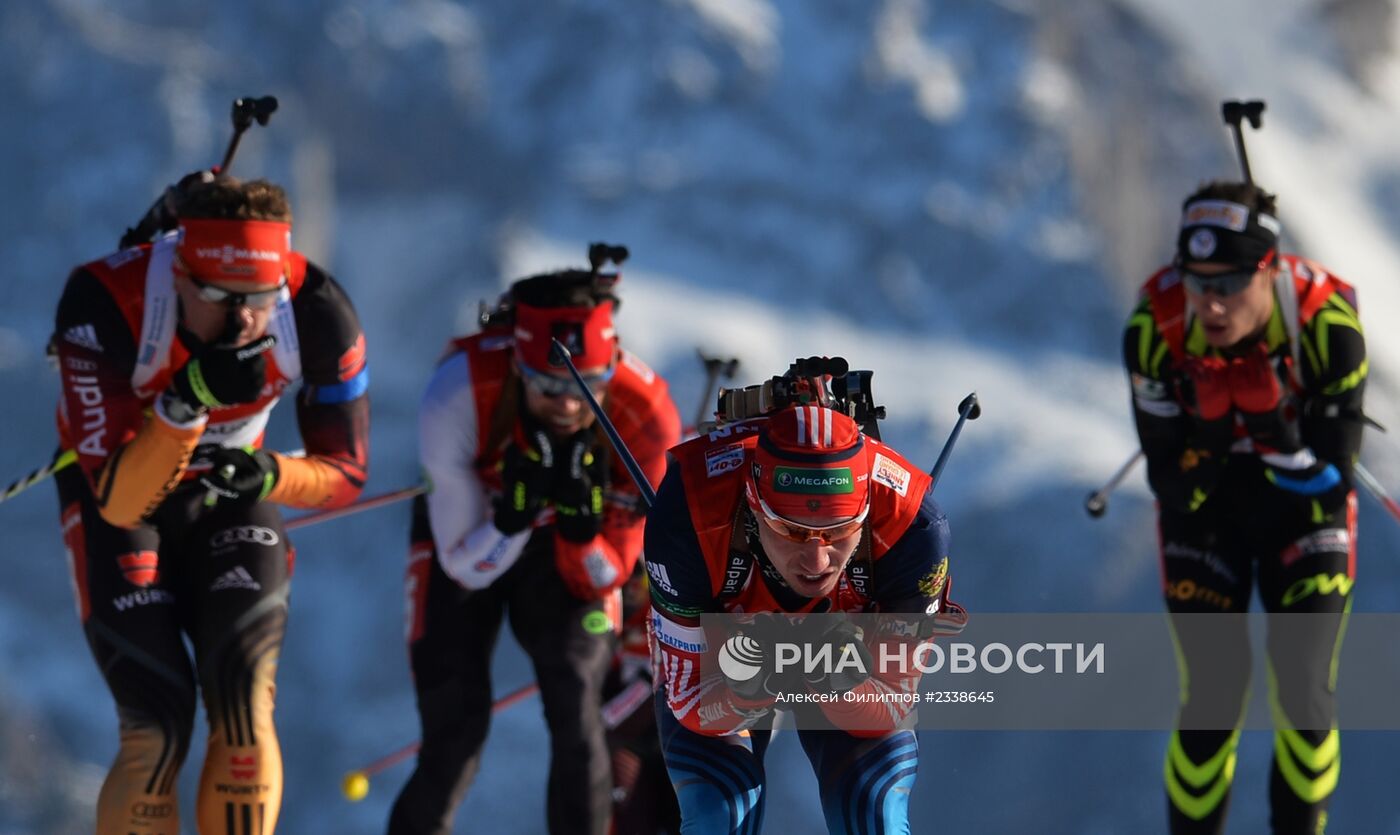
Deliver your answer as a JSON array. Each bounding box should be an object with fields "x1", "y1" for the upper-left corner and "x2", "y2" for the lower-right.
[
  {"x1": 210, "y1": 566, "x2": 262, "y2": 593},
  {"x1": 646, "y1": 561, "x2": 678, "y2": 596},
  {"x1": 63, "y1": 324, "x2": 102, "y2": 352}
]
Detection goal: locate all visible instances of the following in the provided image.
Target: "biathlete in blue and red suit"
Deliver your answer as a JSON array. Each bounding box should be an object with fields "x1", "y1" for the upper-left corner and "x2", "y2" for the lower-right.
[
  {"x1": 51, "y1": 177, "x2": 370, "y2": 835},
  {"x1": 392, "y1": 262, "x2": 681, "y2": 835},
  {"x1": 644, "y1": 402, "x2": 966, "y2": 835}
]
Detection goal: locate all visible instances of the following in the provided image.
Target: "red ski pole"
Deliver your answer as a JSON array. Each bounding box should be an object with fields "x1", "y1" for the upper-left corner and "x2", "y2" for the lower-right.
[
  {"x1": 341, "y1": 682, "x2": 540, "y2": 802},
  {"x1": 284, "y1": 482, "x2": 428, "y2": 531}
]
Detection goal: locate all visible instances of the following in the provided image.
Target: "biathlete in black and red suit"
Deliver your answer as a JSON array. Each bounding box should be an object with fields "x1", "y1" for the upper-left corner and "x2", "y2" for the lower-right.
[{"x1": 52, "y1": 177, "x2": 370, "y2": 835}]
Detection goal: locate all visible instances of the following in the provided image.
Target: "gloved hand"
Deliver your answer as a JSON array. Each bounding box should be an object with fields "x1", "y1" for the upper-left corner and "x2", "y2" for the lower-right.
[
  {"x1": 168, "y1": 335, "x2": 276, "y2": 411},
  {"x1": 554, "y1": 539, "x2": 628, "y2": 600},
  {"x1": 1182, "y1": 356, "x2": 1232, "y2": 421},
  {"x1": 1180, "y1": 356, "x2": 1235, "y2": 451},
  {"x1": 721, "y1": 615, "x2": 801, "y2": 702},
  {"x1": 1229, "y1": 344, "x2": 1301, "y2": 452},
  {"x1": 1228, "y1": 343, "x2": 1285, "y2": 413},
  {"x1": 799, "y1": 615, "x2": 874, "y2": 694},
  {"x1": 550, "y1": 430, "x2": 608, "y2": 543},
  {"x1": 491, "y1": 429, "x2": 554, "y2": 535},
  {"x1": 200, "y1": 446, "x2": 279, "y2": 508}
]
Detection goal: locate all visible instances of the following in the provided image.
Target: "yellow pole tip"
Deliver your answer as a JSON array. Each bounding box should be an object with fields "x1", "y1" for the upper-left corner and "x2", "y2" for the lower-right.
[{"x1": 342, "y1": 771, "x2": 370, "y2": 802}]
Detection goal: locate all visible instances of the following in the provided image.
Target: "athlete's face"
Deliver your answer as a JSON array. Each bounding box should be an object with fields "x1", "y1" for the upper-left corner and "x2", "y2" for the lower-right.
[
  {"x1": 173, "y1": 258, "x2": 280, "y2": 347},
  {"x1": 518, "y1": 361, "x2": 605, "y2": 437},
  {"x1": 1182, "y1": 261, "x2": 1276, "y2": 349},
  {"x1": 755, "y1": 516, "x2": 863, "y2": 599}
]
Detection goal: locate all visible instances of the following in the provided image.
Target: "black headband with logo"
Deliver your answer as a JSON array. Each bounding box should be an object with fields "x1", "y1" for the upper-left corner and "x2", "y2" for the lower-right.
[{"x1": 1176, "y1": 199, "x2": 1281, "y2": 267}]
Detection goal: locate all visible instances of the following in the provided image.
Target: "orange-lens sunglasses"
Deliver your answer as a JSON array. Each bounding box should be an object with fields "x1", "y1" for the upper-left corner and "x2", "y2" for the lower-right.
[{"x1": 757, "y1": 508, "x2": 866, "y2": 545}]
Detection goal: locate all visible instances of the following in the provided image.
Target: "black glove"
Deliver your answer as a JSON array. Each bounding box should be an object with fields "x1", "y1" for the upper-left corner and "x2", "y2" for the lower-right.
[
  {"x1": 492, "y1": 429, "x2": 555, "y2": 535},
  {"x1": 799, "y1": 615, "x2": 873, "y2": 694},
  {"x1": 169, "y1": 335, "x2": 276, "y2": 411},
  {"x1": 721, "y1": 615, "x2": 802, "y2": 701},
  {"x1": 1240, "y1": 410, "x2": 1303, "y2": 455},
  {"x1": 550, "y1": 430, "x2": 608, "y2": 543},
  {"x1": 200, "y1": 446, "x2": 280, "y2": 508}
]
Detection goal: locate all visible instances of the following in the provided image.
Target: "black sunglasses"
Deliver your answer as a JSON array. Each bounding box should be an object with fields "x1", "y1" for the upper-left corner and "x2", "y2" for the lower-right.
[
  {"x1": 519, "y1": 362, "x2": 614, "y2": 398},
  {"x1": 186, "y1": 273, "x2": 286, "y2": 310},
  {"x1": 1179, "y1": 250, "x2": 1276, "y2": 298}
]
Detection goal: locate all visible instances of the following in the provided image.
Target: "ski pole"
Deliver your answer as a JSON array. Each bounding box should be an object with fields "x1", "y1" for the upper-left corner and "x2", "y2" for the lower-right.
[
  {"x1": 692, "y1": 350, "x2": 740, "y2": 432},
  {"x1": 0, "y1": 446, "x2": 421, "y2": 529},
  {"x1": 283, "y1": 481, "x2": 429, "y2": 531},
  {"x1": 341, "y1": 682, "x2": 541, "y2": 802},
  {"x1": 917, "y1": 392, "x2": 980, "y2": 637},
  {"x1": 0, "y1": 449, "x2": 77, "y2": 505},
  {"x1": 550, "y1": 339, "x2": 656, "y2": 509},
  {"x1": 1352, "y1": 462, "x2": 1400, "y2": 525},
  {"x1": 929, "y1": 393, "x2": 981, "y2": 489},
  {"x1": 1084, "y1": 450, "x2": 1145, "y2": 518},
  {"x1": 0, "y1": 448, "x2": 306, "y2": 509}
]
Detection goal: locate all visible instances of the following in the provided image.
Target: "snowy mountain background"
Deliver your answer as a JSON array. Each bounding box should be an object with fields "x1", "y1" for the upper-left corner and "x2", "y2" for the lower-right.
[{"x1": 3, "y1": 0, "x2": 1400, "y2": 831}]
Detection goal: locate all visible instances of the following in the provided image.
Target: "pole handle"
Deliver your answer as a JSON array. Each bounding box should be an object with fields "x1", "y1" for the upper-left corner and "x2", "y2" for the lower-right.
[{"x1": 929, "y1": 392, "x2": 980, "y2": 490}]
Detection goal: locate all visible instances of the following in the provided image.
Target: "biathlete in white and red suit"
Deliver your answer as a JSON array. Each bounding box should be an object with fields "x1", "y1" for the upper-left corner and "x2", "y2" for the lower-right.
[{"x1": 392, "y1": 262, "x2": 681, "y2": 835}]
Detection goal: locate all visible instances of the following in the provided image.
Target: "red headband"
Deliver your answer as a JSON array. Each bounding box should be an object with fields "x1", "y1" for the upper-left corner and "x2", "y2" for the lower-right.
[
  {"x1": 176, "y1": 218, "x2": 291, "y2": 286},
  {"x1": 513, "y1": 300, "x2": 617, "y2": 372},
  {"x1": 745, "y1": 405, "x2": 871, "y2": 522}
]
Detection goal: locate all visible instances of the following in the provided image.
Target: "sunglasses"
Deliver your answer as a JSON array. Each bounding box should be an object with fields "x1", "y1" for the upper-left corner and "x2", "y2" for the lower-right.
[
  {"x1": 519, "y1": 362, "x2": 614, "y2": 399},
  {"x1": 753, "y1": 494, "x2": 868, "y2": 545},
  {"x1": 1180, "y1": 249, "x2": 1275, "y2": 298},
  {"x1": 185, "y1": 272, "x2": 286, "y2": 310}
]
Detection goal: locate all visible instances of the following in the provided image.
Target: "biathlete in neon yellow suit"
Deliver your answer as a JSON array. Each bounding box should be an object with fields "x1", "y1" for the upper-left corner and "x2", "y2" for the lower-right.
[{"x1": 1124, "y1": 180, "x2": 1365, "y2": 835}]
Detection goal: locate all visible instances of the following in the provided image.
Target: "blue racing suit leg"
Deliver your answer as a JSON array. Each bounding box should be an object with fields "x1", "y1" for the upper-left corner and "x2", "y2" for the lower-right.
[
  {"x1": 799, "y1": 728, "x2": 919, "y2": 835},
  {"x1": 654, "y1": 686, "x2": 770, "y2": 835}
]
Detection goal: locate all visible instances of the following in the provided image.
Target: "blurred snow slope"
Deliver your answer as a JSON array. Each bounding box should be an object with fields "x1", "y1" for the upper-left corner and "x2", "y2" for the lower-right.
[{"x1": 2, "y1": 0, "x2": 1400, "y2": 832}]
